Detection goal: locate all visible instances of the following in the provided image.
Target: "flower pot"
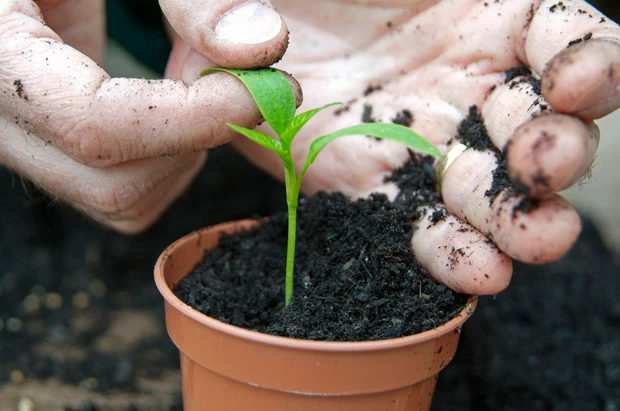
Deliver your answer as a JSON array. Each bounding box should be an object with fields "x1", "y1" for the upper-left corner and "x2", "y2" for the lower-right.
[{"x1": 154, "y1": 220, "x2": 477, "y2": 411}]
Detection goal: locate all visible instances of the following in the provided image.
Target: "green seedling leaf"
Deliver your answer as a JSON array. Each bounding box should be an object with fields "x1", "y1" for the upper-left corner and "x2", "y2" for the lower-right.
[
  {"x1": 200, "y1": 67, "x2": 296, "y2": 136},
  {"x1": 302, "y1": 123, "x2": 441, "y2": 173},
  {"x1": 280, "y1": 103, "x2": 342, "y2": 144},
  {"x1": 226, "y1": 123, "x2": 284, "y2": 156}
]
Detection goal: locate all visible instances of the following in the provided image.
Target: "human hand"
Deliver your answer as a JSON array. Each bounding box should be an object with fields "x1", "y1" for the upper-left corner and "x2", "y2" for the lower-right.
[
  {"x1": 233, "y1": 0, "x2": 620, "y2": 295},
  {"x1": 0, "y1": 0, "x2": 293, "y2": 233}
]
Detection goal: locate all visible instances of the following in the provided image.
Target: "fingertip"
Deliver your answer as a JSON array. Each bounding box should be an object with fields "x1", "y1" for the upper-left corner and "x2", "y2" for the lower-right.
[
  {"x1": 161, "y1": 0, "x2": 289, "y2": 69},
  {"x1": 412, "y1": 212, "x2": 513, "y2": 296},
  {"x1": 490, "y1": 194, "x2": 582, "y2": 264},
  {"x1": 506, "y1": 114, "x2": 598, "y2": 197},
  {"x1": 542, "y1": 39, "x2": 620, "y2": 119}
]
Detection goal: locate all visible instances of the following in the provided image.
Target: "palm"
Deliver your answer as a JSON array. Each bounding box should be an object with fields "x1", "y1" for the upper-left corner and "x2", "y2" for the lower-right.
[{"x1": 239, "y1": 0, "x2": 528, "y2": 197}]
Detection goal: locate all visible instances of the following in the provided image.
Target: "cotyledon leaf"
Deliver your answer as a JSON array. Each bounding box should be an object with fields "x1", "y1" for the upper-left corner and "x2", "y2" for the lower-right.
[{"x1": 200, "y1": 67, "x2": 296, "y2": 136}]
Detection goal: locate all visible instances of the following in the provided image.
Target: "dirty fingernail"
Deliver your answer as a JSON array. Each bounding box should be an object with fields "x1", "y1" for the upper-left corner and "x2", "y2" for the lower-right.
[{"x1": 215, "y1": 2, "x2": 282, "y2": 44}]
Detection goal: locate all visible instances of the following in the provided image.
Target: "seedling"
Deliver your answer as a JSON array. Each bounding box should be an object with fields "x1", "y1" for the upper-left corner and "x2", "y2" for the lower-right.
[{"x1": 201, "y1": 67, "x2": 441, "y2": 307}]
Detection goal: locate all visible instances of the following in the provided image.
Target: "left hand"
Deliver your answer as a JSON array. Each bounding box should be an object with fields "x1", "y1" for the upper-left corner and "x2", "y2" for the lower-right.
[
  {"x1": 0, "y1": 0, "x2": 292, "y2": 234},
  {"x1": 232, "y1": 0, "x2": 620, "y2": 295}
]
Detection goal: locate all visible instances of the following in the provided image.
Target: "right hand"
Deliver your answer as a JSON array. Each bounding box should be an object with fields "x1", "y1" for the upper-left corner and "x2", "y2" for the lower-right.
[
  {"x1": 0, "y1": 0, "x2": 292, "y2": 233},
  {"x1": 234, "y1": 0, "x2": 620, "y2": 295}
]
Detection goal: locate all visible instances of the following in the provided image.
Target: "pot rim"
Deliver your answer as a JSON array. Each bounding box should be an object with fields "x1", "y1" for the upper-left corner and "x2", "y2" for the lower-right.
[{"x1": 155, "y1": 222, "x2": 477, "y2": 353}]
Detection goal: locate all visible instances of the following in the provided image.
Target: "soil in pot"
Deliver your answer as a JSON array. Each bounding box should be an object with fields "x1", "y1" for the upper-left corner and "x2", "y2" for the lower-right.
[
  {"x1": 174, "y1": 153, "x2": 469, "y2": 341},
  {"x1": 172, "y1": 96, "x2": 535, "y2": 341}
]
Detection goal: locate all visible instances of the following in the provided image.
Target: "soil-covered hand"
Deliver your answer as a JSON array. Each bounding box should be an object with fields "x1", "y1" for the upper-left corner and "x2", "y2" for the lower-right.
[
  {"x1": 234, "y1": 0, "x2": 620, "y2": 295},
  {"x1": 0, "y1": 0, "x2": 292, "y2": 233}
]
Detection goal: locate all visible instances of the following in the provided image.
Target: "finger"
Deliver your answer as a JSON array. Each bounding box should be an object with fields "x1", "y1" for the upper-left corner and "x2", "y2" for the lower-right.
[
  {"x1": 160, "y1": 0, "x2": 289, "y2": 69},
  {"x1": 0, "y1": 116, "x2": 206, "y2": 234},
  {"x1": 1, "y1": 7, "x2": 300, "y2": 167},
  {"x1": 523, "y1": 0, "x2": 620, "y2": 119},
  {"x1": 42, "y1": 0, "x2": 105, "y2": 64},
  {"x1": 482, "y1": 82, "x2": 599, "y2": 197},
  {"x1": 8, "y1": 69, "x2": 261, "y2": 167},
  {"x1": 411, "y1": 206, "x2": 512, "y2": 295},
  {"x1": 543, "y1": 39, "x2": 620, "y2": 119},
  {"x1": 505, "y1": 115, "x2": 599, "y2": 196},
  {"x1": 441, "y1": 149, "x2": 582, "y2": 264}
]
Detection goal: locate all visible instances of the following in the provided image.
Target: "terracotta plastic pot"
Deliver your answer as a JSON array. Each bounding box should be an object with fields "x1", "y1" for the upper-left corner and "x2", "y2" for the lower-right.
[{"x1": 155, "y1": 220, "x2": 477, "y2": 411}]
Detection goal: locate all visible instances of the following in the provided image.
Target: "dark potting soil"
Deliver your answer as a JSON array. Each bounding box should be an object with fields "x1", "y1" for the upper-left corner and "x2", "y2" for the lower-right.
[
  {"x1": 175, "y1": 153, "x2": 466, "y2": 341},
  {"x1": 1, "y1": 145, "x2": 619, "y2": 410}
]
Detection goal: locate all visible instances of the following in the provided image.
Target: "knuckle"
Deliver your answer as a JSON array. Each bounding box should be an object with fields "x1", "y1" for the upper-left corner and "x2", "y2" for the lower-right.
[
  {"x1": 86, "y1": 180, "x2": 149, "y2": 221},
  {"x1": 73, "y1": 177, "x2": 158, "y2": 235},
  {"x1": 58, "y1": 117, "x2": 120, "y2": 166},
  {"x1": 75, "y1": 133, "x2": 105, "y2": 166}
]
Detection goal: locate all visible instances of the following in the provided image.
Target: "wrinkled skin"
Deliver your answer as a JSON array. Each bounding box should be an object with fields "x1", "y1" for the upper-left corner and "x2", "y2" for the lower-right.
[{"x1": 1, "y1": 0, "x2": 619, "y2": 295}]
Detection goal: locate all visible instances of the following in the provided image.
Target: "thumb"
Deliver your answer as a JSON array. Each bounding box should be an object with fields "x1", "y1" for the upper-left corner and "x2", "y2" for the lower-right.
[{"x1": 159, "y1": 0, "x2": 288, "y2": 69}]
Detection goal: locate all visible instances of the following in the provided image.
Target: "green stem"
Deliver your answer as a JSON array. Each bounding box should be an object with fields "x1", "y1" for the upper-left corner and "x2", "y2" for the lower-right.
[
  {"x1": 285, "y1": 198, "x2": 297, "y2": 306},
  {"x1": 282, "y1": 155, "x2": 300, "y2": 307}
]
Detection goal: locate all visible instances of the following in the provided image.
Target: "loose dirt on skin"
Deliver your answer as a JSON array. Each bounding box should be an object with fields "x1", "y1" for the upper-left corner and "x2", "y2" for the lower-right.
[{"x1": 453, "y1": 104, "x2": 539, "y2": 217}]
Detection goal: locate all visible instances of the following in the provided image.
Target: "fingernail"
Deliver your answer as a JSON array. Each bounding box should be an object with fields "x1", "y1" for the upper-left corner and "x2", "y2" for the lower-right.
[{"x1": 215, "y1": 2, "x2": 282, "y2": 44}]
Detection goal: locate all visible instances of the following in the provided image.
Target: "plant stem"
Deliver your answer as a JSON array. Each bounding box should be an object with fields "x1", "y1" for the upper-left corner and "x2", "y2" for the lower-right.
[
  {"x1": 282, "y1": 154, "x2": 300, "y2": 307},
  {"x1": 285, "y1": 198, "x2": 297, "y2": 306}
]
